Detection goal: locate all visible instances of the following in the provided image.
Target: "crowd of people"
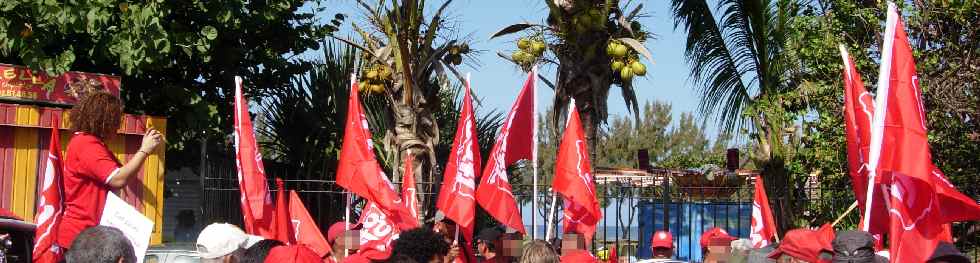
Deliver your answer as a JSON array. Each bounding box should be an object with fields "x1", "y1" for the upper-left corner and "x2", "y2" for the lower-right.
[{"x1": 58, "y1": 221, "x2": 975, "y2": 263}]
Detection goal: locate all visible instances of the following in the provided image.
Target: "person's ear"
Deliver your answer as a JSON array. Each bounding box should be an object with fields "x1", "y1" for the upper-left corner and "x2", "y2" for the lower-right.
[{"x1": 118, "y1": 258, "x2": 125, "y2": 263}]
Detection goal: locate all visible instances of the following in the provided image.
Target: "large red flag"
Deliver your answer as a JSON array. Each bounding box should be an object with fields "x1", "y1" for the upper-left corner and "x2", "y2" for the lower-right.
[
  {"x1": 288, "y1": 191, "x2": 332, "y2": 258},
  {"x1": 436, "y1": 78, "x2": 481, "y2": 256},
  {"x1": 840, "y1": 46, "x2": 890, "y2": 238},
  {"x1": 273, "y1": 179, "x2": 293, "y2": 244},
  {"x1": 357, "y1": 201, "x2": 401, "y2": 261},
  {"x1": 234, "y1": 76, "x2": 274, "y2": 237},
  {"x1": 475, "y1": 71, "x2": 536, "y2": 234},
  {"x1": 33, "y1": 117, "x2": 64, "y2": 263},
  {"x1": 402, "y1": 154, "x2": 419, "y2": 222},
  {"x1": 748, "y1": 176, "x2": 776, "y2": 248},
  {"x1": 553, "y1": 101, "x2": 601, "y2": 245},
  {"x1": 336, "y1": 76, "x2": 418, "y2": 230},
  {"x1": 868, "y1": 4, "x2": 980, "y2": 262}
]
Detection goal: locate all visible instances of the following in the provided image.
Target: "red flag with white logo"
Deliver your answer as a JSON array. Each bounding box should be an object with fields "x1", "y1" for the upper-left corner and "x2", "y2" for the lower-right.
[
  {"x1": 234, "y1": 76, "x2": 274, "y2": 237},
  {"x1": 475, "y1": 71, "x2": 536, "y2": 234},
  {"x1": 33, "y1": 117, "x2": 64, "y2": 263},
  {"x1": 273, "y1": 178, "x2": 293, "y2": 244},
  {"x1": 402, "y1": 154, "x2": 419, "y2": 222},
  {"x1": 840, "y1": 46, "x2": 890, "y2": 238},
  {"x1": 553, "y1": 100, "x2": 601, "y2": 245},
  {"x1": 357, "y1": 202, "x2": 401, "y2": 260},
  {"x1": 749, "y1": 176, "x2": 776, "y2": 248},
  {"x1": 288, "y1": 191, "x2": 332, "y2": 258},
  {"x1": 337, "y1": 76, "x2": 419, "y2": 230},
  {"x1": 868, "y1": 4, "x2": 980, "y2": 262},
  {"x1": 436, "y1": 77, "x2": 481, "y2": 256}
]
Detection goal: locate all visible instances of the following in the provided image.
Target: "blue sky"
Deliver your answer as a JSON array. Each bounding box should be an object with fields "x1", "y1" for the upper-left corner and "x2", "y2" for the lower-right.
[{"x1": 309, "y1": 0, "x2": 719, "y2": 137}]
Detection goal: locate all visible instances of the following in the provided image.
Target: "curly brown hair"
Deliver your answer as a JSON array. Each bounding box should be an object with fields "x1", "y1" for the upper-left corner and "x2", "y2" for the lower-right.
[{"x1": 70, "y1": 91, "x2": 123, "y2": 139}]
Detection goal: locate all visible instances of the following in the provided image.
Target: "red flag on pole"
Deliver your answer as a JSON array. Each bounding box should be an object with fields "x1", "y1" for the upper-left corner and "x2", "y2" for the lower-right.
[
  {"x1": 357, "y1": 201, "x2": 401, "y2": 261},
  {"x1": 273, "y1": 178, "x2": 293, "y2": 244},
  {"x1": 840, "y1": 46, "x2": 890, "y2": 238},
  {"x1": 402, "y1": 154, "x2": 419, "y2": 222},
  {"x1": 748, "y1": 176, "x2": 776, "y2": 248},
  {"x1": 553, "y1": 100, "x2": 601, "y2": 245},
  {"x1": 436, "y1": 77, "x2": 481, "y2": 255},
  {"x1": 475, "y1": 71, "x2": 536, "y2": 234},
  {"x1": 234, "y1": 76, "x2": 274, "y2": 237},
  {"x1": 337, "y1": 76, "x2": 418, "y2": 230},
  {"x1": 867, "y1": 3, "x2": 980, "y2": 262},
  {"x1": 33, "y1": 117, "x2": 64, "y2": 263},
  {"x1": 288, "y1": 191, "x2": 332, "y2": 258}
]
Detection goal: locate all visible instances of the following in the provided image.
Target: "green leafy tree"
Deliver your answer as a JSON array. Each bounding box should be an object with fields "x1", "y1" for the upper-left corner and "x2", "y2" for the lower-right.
[{"x1": 0, "y1": 0, "x2": 341, "y2": 168}]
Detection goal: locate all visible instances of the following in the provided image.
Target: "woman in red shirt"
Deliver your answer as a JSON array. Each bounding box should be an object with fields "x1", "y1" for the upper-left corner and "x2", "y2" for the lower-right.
[{"x1": 56, "y1": 91, "x2": 164, "y2": 251}]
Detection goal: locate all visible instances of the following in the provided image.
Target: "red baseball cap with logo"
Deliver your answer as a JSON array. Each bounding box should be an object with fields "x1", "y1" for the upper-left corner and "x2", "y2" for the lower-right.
[
  {"x1": 651, "y1": 230, "x2": 674, "y2": 249},
  {"x1": 768, "y1": 225, "x2": 835, "y2": 262},
  {"x1": 699, "y1": 227, "x2": 737, "y2": 249}
]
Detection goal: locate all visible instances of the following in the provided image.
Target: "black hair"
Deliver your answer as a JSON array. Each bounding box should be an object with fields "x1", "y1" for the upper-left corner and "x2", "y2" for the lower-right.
[
  {"x1": 391, "y1": 228, "x2": 450, "y2": 263},
  {"x1": 65, "y1": 226, "x2": 136, "y2": 263},
  {"x1": 241, "y1": 239, "x2": 285, "y2": 263},
  {"x1": 388, "y1": 254, "x2": 419, "y2": 263}
]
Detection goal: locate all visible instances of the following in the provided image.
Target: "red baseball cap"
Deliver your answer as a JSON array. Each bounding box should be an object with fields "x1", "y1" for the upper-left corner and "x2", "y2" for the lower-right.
[
  {"x1": 651, "y1": 230, "x2": 674, "y2": 249},
  {"x1": 263, "y1": 245, "x2": 322, "y2": 263},
  {"x1": 699, "y1": 227, "x2": 737, "y2": 248},
  {"x1": 768, "y1": 225, "x2": 835, "y2": 262}
]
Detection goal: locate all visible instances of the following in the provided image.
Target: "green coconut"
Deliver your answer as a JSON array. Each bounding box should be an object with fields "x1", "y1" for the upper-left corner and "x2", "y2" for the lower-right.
[
  {"x1": 631, "y1": 62, "x2": 647, "y2": 76},
  {"x1": 611, "y1": 60, "x2": 625, "y2": 71},
  {"x1": 612, "y1": 44, "x2": 628, "y2": 58},
  {"x1": 620, "y1": 67, "x2": 634, "y2": 82},
  {"x1": 518, "y1": 38, "x2": 531, "y2": 50}
]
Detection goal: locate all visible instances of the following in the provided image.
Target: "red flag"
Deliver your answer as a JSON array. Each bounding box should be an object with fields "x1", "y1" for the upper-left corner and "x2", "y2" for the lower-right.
[
  {"x1": 840, "y1": 46, "x2": 891, "y2": 237},
  {"x1": 288, "y1": 191, "x2": 332, "y2": 258},
  {"x1": 436, "y1": 78, "x2": 481, "y2": 256},
  {"x1": 402, "y1": 154, "x2": 419, "y2": 222},
  {"x1": 868, "y1": 4, "x2": 980, "y2": 262},
  {"x1": 357, "y1": 202, "x2": 401, "y2": 261},
  {"x1": 475, "y1": 71, "x2": 536, "y2": 234},
  {"x1": 606, "y1": 246, "x2": 617, "y2": 263},
  {"x1": 553, "y1": 101, "x2": 601, "y2": 245},
  {"x1": 336, "y1": 76, "x2": 419, "y2": 230},
  {"x1": 749, "y1": 176, "x2": 777, "y2": 248},
  {"x1": 274, "y1": 179, "x2": 293, "y2": 244},
  {"x1": 33, "y1": 117, "x2": 64, "y2": 263},
  {"x1": 234, "y1": 76, "x2": 274, "y2": 237}
]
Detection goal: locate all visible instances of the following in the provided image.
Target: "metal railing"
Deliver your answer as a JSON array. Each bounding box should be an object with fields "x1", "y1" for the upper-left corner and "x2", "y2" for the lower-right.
[{"x1": 199, "y1": 159, "x2": 980, "y2": 262}]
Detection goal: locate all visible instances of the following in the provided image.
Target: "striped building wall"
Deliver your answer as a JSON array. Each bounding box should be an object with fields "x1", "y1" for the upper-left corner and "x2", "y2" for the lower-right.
[{"x1": 0, "y1": 103, "x2": 167, "y2": 244}]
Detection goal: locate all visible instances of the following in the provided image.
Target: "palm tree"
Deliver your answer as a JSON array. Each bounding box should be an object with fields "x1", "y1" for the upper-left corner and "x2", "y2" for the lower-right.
[
  {"x1": 338, "y1": 0, "x2": 474, "y2": 217},
  {"x1": 670, "y1": 0, "x2": 804, "y2": 233},
  {"x1": 490, "y1": 0, "x2": 653, "y2": 147}
]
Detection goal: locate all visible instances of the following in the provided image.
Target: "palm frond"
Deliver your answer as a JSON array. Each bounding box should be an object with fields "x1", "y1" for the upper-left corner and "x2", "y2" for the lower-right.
[{"x1": 671, "y1": 0, "x2": 752, "y2": 132}]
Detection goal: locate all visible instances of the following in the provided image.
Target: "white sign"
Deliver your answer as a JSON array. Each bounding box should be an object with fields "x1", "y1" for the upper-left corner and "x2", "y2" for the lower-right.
[{"x1": 100, "y1": 193, "x2": 154, "y2": 263}]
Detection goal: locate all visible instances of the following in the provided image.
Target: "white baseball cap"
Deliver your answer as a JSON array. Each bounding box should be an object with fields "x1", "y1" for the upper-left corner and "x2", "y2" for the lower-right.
[{"x1": 196, "y1": 223, "x2": 261, "y2": 259}]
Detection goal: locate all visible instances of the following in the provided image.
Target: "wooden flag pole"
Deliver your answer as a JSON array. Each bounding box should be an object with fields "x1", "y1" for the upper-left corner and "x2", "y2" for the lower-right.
[{"x1": 832, "y1": 201, "x2": 860, "y2": 227}]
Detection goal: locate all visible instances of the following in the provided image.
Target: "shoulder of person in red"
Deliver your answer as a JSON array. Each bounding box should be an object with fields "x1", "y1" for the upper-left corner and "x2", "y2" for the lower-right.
[{"x1": 560, "y1": 249, "x2": 599, "y2": 263}]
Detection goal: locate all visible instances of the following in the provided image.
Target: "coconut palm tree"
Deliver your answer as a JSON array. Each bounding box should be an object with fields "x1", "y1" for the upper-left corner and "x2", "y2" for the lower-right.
[
  {"x1": 490, "y1": 0, "x2": 652, "y2": 147},
  {"x1": 670, "y1": 0, "x2": 804, "y2": 233},
  {"x1": 338, "y1": 0, "x2": 474, "y2": 217}
]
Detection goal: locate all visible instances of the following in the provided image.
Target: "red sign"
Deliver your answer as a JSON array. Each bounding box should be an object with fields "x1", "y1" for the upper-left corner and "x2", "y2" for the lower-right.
[{"x1": 0, "y1": 64, "x2": 122, "y2": 105}]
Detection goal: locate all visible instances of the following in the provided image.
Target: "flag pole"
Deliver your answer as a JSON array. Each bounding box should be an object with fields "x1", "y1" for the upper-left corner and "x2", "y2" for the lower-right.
[
  {"x1": 344, "y1": 72, "x2": 356, "y2": 258},
  {"x1": 531, "y1": 65, "x2": 539, "y2": 240},
  {"x1": 862, "y1": 1, "x2": 897, "y2": 232}
]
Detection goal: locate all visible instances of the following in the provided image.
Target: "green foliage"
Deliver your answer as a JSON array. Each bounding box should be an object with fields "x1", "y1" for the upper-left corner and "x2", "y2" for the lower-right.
[{"x1": 0, "y1": 0, "x2": 341, "y2": 167}]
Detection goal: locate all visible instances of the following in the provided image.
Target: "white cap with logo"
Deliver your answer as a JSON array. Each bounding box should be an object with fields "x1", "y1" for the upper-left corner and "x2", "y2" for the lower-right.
[{"x1": 196, "y1": 223, "x2": 263, "y2": 259}]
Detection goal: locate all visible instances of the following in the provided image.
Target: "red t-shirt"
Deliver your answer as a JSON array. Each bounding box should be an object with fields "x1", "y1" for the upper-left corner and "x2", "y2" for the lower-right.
[{"x1": 56, "y1": 132, "x2": 122, "y2": 248}]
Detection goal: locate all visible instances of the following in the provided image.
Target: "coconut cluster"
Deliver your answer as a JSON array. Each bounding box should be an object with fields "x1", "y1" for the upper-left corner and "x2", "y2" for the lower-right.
[
  {"x1": 511, "y1": 36, "x2": 546, "y2": 69},
  {"x1": 607, "y1": 40, "x2": 646, "y2": 82},
  {"x1": 443, "y1": 43, "x2": 469, "y2": 66},
  {"x1": 359, "y1": 63, "x2": 392, "y2": 94}
]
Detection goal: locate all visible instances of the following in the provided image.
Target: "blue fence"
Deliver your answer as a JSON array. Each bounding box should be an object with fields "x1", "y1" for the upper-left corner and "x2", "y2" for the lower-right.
[{"x1": 636, "y1": 201, "x2": 752, "y2": 261}]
